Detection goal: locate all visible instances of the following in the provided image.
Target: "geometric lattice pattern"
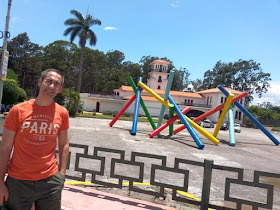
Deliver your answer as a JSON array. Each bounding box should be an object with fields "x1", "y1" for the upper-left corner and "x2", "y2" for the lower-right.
[{"x1": 64, "y1": 143, "x2": 279, "y2": 210}]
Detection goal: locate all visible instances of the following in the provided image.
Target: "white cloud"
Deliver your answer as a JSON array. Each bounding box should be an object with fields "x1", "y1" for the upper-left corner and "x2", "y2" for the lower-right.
[
  {"x1": 104, "y1": 27, "x2": 118, "y2": 30},
  {"x1": 171, "y1": 0, "x2": 179, "y2": 8},
  {"x1": 251, "y1": 81, "x2": 280, "y2": 106}
]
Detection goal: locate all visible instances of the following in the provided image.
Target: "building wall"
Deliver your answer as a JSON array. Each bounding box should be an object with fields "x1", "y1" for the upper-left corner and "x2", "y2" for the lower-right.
[{"x1": 147, "y1": 72, "x2": 169, "y2": 90}]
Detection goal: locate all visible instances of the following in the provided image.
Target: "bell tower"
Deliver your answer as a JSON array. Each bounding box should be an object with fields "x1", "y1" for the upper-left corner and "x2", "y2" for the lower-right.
[{"x1": 147, "y1": 60, "x2": 170, "y2": 90}]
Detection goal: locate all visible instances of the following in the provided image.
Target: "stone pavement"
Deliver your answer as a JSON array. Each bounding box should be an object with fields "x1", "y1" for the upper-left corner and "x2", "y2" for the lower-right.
[
  {"x1": 1, "y1": 115, "x2": 280, "y2": 209},
  {"x1": 61, "y1": 184, "x2": 174, "y2": 210}
]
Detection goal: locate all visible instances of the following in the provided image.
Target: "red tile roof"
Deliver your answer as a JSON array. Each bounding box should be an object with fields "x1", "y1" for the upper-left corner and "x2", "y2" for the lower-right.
[
  {"x1": 149, "y1": 59, "x2": 171, "y2": 65},
  {"x1": 115, "y1": 86, "x2": 203, "y2": 98},
  {"x1": 197, "y1": 87, "x2": 243, "y2": 94},
  {"x1": 124, "y1": 95, "x2": 180, "y2": 103}
]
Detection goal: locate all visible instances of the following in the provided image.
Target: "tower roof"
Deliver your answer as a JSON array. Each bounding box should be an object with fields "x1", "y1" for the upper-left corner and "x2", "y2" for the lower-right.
[{"x1": 149, "y1": 59, "x2": 171, "y2": 65}]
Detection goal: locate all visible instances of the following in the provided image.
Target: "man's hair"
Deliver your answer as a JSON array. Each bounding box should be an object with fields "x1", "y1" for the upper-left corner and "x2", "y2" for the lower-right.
[{"x1": 41, "y1": 68, "x2": 64, "y2": 85}]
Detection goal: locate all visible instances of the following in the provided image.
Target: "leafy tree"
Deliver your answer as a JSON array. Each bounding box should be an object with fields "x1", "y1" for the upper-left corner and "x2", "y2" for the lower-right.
[
  {"x1": 7, "y1": 32, "x2": 43, "y2": 97},
  {"x1": 63, "y1": 88, "x2": 83, "y2": 115},
  {"x1": 82, "y1": 47, "x2": 108, "y2": 93},
  {"x1": 171, "y1": 67, "x2": 191, "y2": 91},
  {"x1": 122, "y1": 61, "x2": 141, "y2": 83},
  {"x1": 139, "y1": 56, "x2": 159, "y2": 82},
  {"x1": 106, "y1": 50, "x2": 125, "y2": 69},
  {"x1": 3, "y1": 79, "x2": 19, "y2": 105},
  {"x1": 43, "y1": 40, "x2": 80, "y2": 89},
  {"x1": 7, "y1": 68, "x2": 18, "y2": 81},
  {"x1": 191, "y1": 79, "x2": 204, "y2": 92},
  {"x1": 244, "y1": 105, "x2": 280, "y2": 127},
  {"x1": 199, "y1": 59, "x2": 271, "y2": 104},
  {"x1": 64, "y1": 10, "x2": 101, "y2": 96},
  {"x1": 17, "y1": 87, "x2": 27, "y2": 102}
]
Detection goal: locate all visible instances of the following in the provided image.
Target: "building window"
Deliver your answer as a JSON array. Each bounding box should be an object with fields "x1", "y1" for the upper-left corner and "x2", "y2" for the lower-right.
[
  {"x1": 207, "y1": 96, "x2": 209, "y2": 105},
  {"x1": 210, "y1": 96, "x2": 212, "y2": 104},
  {"x1": 117, "y1": 92, "x2": 119, "y2": 96},
  {"x1": 188, "y1": 100, "x2": 190, "y2": 105},
  {"x1": 158, "y1": 76, "x2": 162, "y2": 82},
  {"x1": 235, "y1": 111, "x2": 238, "y2": 119},
  {"x1": 191, "y1": 100, "x2": 193, "y2": 105},
  {"x1": 240, "y1": 99, "x2": 243, "y2": 105},
  {"x1": 158, "y1": 85, "x2": 160, "y2": 89},
  {"x1": 185, "y1": 99, "x2": 187, "y2": 105},
  {"x1": 221, "y1": 97, "x2": 224, "y2": 103},
  {"x1": 239, "y1": 112, "x2": 242, "y2": 120},
  {"x1": 219, "y1": 110, "x2": 222, "y2": 117}
]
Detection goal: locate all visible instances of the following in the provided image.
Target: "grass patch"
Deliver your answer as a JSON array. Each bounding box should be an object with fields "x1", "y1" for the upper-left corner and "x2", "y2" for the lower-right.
[{"x1": 272, "y1": 127, "x2": 280, "y2": 131}]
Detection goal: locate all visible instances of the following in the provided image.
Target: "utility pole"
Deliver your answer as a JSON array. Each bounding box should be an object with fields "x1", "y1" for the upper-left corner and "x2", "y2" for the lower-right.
[{"x1": 0, "y1": 0, "x2": 12, "y2": 108}]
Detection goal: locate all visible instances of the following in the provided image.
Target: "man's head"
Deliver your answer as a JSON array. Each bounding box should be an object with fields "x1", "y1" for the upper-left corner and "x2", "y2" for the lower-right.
[{"x1": 38, "y1": 68, "x2": 64, "y2": 99}]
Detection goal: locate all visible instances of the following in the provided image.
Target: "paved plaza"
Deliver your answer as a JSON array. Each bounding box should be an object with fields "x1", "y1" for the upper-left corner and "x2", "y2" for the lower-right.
[
  {"x1": 1, "y1": 116, "x2": 280, "y2": 209},
  {"x1": 67, "y1": 117, "x2": 280, "y2": 209}
]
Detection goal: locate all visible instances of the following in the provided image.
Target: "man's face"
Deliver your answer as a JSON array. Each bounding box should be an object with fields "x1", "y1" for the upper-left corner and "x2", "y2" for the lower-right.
[{"x1": 38, "y1": 71, "x2": 63, "y2": 99}]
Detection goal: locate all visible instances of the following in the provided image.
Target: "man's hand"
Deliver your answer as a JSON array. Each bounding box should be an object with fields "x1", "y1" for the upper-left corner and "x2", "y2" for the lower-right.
[{"x1": 0, "y1": 182, "x2": 8, "y2": 206}]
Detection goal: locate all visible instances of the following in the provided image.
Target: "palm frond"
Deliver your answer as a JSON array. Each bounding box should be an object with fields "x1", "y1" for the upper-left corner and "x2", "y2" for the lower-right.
[
  {"x1": 63, "y1": 26, "x2": 77, "y2": 36},
  {"x1": 64, "y1": 18, "x2": 84, "y2": 27},
  {"x1": 70, "y1": 27, "x2": 82, "y2": 43},
  {"x1": 88, "y1": 29, "x2": 97, "y2": 46},
  {"x1": 70, "y1": 10, "x2": 84, "y2": 21},
  {"x1": 88, "y1": 19, "x2": 101, "y2": 26}
]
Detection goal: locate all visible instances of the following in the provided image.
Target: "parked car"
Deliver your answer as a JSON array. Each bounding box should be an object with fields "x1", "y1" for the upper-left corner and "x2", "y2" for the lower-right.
[
  {"x1": 189, "y1": 117, "x2": 201, "y2": 126},
  {"x1": 202, "y1": 119, "x2": 214, "y2": 128},
  {"x1": 234, "y1": 124, "x2": 241, "y2": 133},
  {"x1": 220, "y1": 121, "x2": 229, "y2": 130}
]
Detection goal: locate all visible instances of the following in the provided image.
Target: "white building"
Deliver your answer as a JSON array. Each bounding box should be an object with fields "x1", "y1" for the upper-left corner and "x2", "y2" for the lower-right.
[{"x1": 80, "y1": 59, "x2": 244, "y2": 123}]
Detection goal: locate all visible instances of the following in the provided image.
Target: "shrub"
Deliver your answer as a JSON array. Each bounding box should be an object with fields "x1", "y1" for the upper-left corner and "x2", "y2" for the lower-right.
[
  {"x1": 122, "y1": 112, "x2": 131, "y2": 117},
  {"x1": 112, "y1": 111, "x2": 118, "y2": 117},
  {"x1": 102, "y1": 111, "x2": 112, "y2": 116},
  {"x1": 17, "y1": 87, "x2": 27, "y2": 102},
  {"x1": 3, "y1": 79, "x2": 19, "y2": 105},
  {"x1": 64, "y1": 88, "x2": 83, "y2": 116}
]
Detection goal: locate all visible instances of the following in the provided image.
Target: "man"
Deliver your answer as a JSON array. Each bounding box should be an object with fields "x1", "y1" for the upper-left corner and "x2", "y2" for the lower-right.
[{"x1": 0, "y1": 68, "x2": 69, "y2": 209}]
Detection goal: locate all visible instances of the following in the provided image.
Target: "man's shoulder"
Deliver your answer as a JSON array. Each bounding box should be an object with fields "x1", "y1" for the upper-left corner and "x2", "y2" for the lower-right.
[
  {"x1": 54, "y1": 102, "x2": 68, "y2": 114},
  {"x1": 14, "y1": 99, "x2": 34, "y2": 109}
]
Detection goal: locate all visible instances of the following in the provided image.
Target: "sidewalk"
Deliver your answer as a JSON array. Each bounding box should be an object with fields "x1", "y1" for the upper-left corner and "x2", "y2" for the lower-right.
[{"x1": 61, "y1": 184, "x2": 175, "y2": 210}]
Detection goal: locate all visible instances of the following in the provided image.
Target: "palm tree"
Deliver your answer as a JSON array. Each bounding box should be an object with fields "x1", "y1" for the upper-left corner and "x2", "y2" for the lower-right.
[{"x1": 64, "y1": 10, "x2": 101, "y2": 95}]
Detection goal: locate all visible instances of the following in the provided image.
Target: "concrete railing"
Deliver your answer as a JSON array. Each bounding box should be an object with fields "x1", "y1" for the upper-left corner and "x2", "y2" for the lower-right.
[{"x1": 63, "y1": 144, "x2": 280, "y2": 210}]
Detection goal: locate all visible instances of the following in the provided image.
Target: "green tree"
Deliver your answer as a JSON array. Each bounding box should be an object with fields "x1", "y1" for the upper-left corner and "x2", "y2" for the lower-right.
[
  {"x1": 171, "y1": 67, "x2": 191, "y2": 91},
  {"x1": 63, "y1": 10, "x2": 101, "y2": 96},
  {"x1": 17, "y1": 87, "x2": 27, "y2": 102},
  {"x1": 7, "y1": 32, "x2": 43, "y2": 97},
  {"x1": 43, "y1": 40, "x2": 80, "y2": 89},
  {"x1": 63, "y1": 88, "x2": 83, "y2": 115},
  {"x1": 7, "y1": 68, "x2": 18, "y2": 81},
  {"x1": 139, "y1": 56, "x2": 159, "y2": 83},
  {"x1": 106, "y1": 50, "x2": 125, "y2": 69},
  {"x1": 3, "y1": 79, "x2": 19, "y2": 105},
  {"x1": 199, "y1": 59, "x2": 271, "y2": 104}
]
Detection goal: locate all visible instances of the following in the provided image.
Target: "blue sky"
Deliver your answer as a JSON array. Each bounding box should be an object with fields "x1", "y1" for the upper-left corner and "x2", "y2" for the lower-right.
[{"x1": 1, "y1": 0, "x2": 280, "y2": 105}]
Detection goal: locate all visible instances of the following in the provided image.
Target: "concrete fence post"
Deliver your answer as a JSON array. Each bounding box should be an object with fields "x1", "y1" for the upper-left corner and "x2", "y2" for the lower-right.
[{"x1": 201, "y1": 159, "x2": 214, "y2": 209}]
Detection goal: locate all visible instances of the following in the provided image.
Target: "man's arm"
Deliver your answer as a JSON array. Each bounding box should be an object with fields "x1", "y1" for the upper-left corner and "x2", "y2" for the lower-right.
[
  {"x1": 57, "y1": 129, "x2": 69, "y2": 176},
  {"x1": 0, "y1": 128, "x2": 16, "y2": 205}
]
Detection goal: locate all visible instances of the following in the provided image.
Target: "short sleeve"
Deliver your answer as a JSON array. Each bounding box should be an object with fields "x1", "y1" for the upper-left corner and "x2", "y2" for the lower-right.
[
  {"x1": 3, "y1": 106, "x2": 19, "y2": 131},
  {"x1": 59, "y1": 108, "x2": 70, "y2": 131}
]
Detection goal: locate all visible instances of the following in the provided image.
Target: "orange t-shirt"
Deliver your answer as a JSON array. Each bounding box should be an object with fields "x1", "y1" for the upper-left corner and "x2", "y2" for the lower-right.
[{"x1": 3, "y1": 99, "x2": 69, "y2": 180}]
